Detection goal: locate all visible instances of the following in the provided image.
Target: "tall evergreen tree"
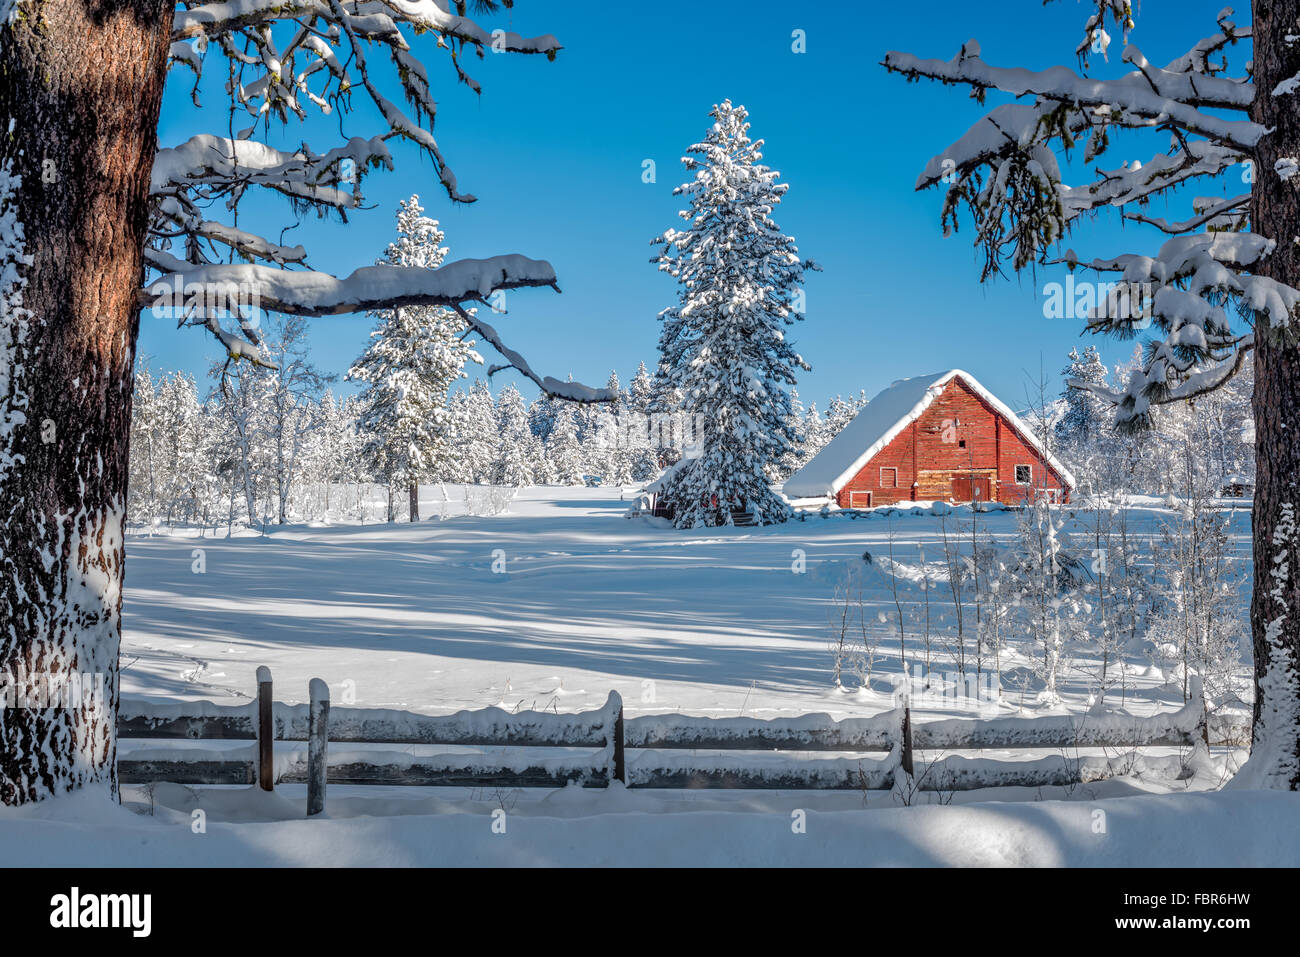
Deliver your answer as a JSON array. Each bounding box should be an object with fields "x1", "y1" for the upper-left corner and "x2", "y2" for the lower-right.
[{"x1": 652, "y1": 100, "x2": 813, "y2": 528}]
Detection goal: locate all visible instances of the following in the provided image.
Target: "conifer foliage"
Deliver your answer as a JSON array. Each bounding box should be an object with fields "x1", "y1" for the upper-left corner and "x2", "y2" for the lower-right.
[
  {"x1": 348, "y1": 197, "x2": 482, "y2": 521},
  {"x1": 652, "y1": 100, "x2": 814, "y2": 528}
]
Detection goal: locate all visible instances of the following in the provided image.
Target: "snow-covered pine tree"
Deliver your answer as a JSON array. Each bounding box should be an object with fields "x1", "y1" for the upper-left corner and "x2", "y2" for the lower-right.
[
  {"x1": 528, "y1": 391, "x2": 560, "y2": 446},
  {"x1": 495, "y1": 385, "x2": 541, "y2": 488},
  {"x1": 772, "y1": 388, "x2": 808, "y2": 482},
  {"x1": 127, "y1": 368, "x2": 163, "y2": 526},
  {"x1": 824, "y1": 395, "x2": 858, "y2": 439},
  {"x1": 348, "y1": 197, "x2": 482, "y2": 522},
  {"x1": 593, "y1": 369, "x2": 635, "y2": 485},
  {"x1": 652, "y1": 100, "x2": 814, "y2": 528},
  {"x1": 884, "y1": 4, "x2": 1300, "y2": 787},
  {"x1": 462, "y1": 380, "x2": 503, "y2": 484},
  {"x1": 622, "y1": 365, "x2": 662, "y2": 481},
  {"x1": 546, "y1": 405, "x2": 586, "y2": 486},
  {"x1": 1, "y1": 2, "x2": 615, "y2": 804},
  {"x1": 1055, "y1": 347, "x2": 1111, "y2": 446},
  {"x1": 802, "y1": 401, "x2": 829, "y2": 463},
  {"x1": 628, "y1": 361, "x2": 655, "y2": 414}
]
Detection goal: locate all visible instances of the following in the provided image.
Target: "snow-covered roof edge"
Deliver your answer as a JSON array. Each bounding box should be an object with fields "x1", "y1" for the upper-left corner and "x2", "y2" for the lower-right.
[{"x1": 785, "y1": 370, "x2": 1076, "y2": 497}]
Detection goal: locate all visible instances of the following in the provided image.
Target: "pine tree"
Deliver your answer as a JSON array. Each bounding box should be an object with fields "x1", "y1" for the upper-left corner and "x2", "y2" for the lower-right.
[
  {"x1": 772, "y1": 388, "x2": 807, "y2": 481},
  {"x1": 462, "y1": 380, "x2": 502, "y2": 484},
  {"x1": 495, "y1": 384, "x2": 541, "y2": 487},
  {"x1": 347, "y1": 197, "x2": 482, "y2": 521},
  {"x1": 825, "y1": 395, "x2": 857, "y2": 438},
  {"x1": 546, "y1": 405, "x2": 586, "y2": 485},
  {"x1": 802, "y1": 401, "x2": 828, "y2": 462},
  {"x1": 652, "y1": 99, "x2": 813, "y2": 528},
  {"x1": 1056, "y1": 346, "x2": 1112, "y2": 446},
  {"x1": 628, "y1": 361, "x2": 655, "y2": 414}
]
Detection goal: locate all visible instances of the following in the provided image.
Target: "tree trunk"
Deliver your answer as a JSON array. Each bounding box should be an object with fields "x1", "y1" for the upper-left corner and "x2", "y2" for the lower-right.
[
  {"x1": 0, "y1": 0, "x2": 172, "y2": 804},
  {"x1": 1245, "y1": 0, "x2": 1300, "y2": 789},
  {"x1": 409, "y1": 480, "x2": 418, "y2": 522}
]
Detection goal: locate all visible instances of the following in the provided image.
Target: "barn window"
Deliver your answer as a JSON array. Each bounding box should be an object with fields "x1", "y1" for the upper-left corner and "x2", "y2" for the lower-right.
[
  {"x1": 958, "y1": 439, "x2": 966, "y2": 448},
  {"x1": 880, "y1": 467, "x2": 898, "y2": 488},
  {"x1": 1015, "y1": 464, "x2": 1032, "y2": 485}
]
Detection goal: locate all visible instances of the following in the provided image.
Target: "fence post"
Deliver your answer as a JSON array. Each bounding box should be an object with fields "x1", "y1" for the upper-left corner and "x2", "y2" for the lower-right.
[
  {"x1": 900, "y1": 705, "x2": 914, "y2": 778},
  {"x1": 608, "y1": 690, "x2": 626, "y2": 786},
  {"x1": 307, "y1": 678, "x2": 329, "y2": 816},
  {"x1": 256, "y1": 666, "x2": 273, "y2": 791}
]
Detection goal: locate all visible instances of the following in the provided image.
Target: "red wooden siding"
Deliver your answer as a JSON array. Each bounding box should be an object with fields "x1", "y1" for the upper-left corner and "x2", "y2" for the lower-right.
[{"x1": 833, "y1": 377, "x2": 1069, "y2": 508}]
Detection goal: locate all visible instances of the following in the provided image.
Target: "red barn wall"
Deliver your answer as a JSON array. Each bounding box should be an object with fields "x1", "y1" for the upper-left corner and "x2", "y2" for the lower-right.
[{"x1": 833, "y1": 377, "x2": 1070, "y2": 508}]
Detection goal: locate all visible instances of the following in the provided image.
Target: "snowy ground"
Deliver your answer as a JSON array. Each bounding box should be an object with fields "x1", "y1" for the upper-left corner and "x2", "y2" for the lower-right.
[
  {"x1": 120, "y1": 485, "x2": 1252, "y2": 724},
  {"x1": 3, "y1": 784, "x2": 1295, "y2": 866},
  {"x1": 7, "y1": 485, "x2": 1285, "y2": 867}
]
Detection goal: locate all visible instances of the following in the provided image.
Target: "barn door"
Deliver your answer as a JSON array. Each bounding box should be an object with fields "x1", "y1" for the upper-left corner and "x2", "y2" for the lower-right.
[{"x1": 950, "y1": 477, "x2": 993, "y2": 503}]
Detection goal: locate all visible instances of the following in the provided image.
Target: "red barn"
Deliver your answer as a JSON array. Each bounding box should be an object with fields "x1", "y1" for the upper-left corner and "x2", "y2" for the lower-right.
[{"x1": 783, "y1": 370, "x2": 1074, "y2": 508}]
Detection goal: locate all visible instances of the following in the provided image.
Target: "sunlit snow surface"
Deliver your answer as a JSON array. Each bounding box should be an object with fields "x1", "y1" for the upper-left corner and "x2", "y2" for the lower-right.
[{"x1": 2, "y1": 487, "x2": 1281, "y2": 867}]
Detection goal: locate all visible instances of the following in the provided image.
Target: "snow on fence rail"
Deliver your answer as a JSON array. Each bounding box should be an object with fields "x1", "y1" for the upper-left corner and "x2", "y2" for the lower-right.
[{"x1": 117, "y1": 670, "x2": 1248, "y2": 810}]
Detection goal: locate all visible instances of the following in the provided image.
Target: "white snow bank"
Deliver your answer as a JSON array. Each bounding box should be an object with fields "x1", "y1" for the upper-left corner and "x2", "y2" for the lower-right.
[{"x1": 2, "y1": 787, "x2": 1296, "y2": 866}]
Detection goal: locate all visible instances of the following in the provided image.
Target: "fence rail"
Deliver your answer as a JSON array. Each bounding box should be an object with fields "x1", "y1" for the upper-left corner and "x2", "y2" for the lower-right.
[{"x1": 117, "y1": 670, "x2": 1249, "y2": 813}]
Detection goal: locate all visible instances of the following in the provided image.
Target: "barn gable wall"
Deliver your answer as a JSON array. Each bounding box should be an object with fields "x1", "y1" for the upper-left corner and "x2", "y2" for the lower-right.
[{"x1": 833, "y1": 377, "x2": 1069, "y2": 508}]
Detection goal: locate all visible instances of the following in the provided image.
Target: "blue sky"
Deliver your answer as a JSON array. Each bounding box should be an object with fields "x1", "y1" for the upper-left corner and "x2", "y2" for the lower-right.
[{"x1": 147, "y1": 0, "x2": 1246, "y2": 410}]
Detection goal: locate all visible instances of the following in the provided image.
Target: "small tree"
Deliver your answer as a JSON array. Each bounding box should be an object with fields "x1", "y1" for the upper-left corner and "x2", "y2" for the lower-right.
[
  {"x1": 348, "y1": 197, "x2": 482, "y2": 522},
  {"x1": 546, "y1": 406, "x2": 586, "y2": 486},
  {"x1": 262, "y1": 314, "x2": 335, "y2": 525}
]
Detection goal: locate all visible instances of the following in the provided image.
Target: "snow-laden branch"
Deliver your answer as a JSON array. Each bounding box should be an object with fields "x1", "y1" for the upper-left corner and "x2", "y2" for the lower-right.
[
  {"x1": 173, "y1": 0, "x2": 560, "y2": 54},
  {"x1": 151, "y1": 133, "x2": 387, "y2": 211},
  {"x1": 1053, "y1": 230, "x2": 1294, "y2": 425},
  {"x1": 1060, "y1": 232, "x2": 1300, "y2": 327},
  {"x1": 1070, "y1": 332, "x2": 1254, "y2": 428},
  {"x1": 1061, "y1": 142, "x2": 1246, "y2": 221},
  {"x1": 1061, "y1": 232, "x2": 1273, "y2": 287},
  {"x1": 143, "y1": 253, "x2": 613, "y2": 401},
  {"x1": 1164, "y1": 9, "x2": 1251, "y2": 76},
  {"x1": 886, "y1": 6, "x2": 1272, "y2": 431},
  {"x1": 155, "y1": 200, "x2": 309, "y2": 265},
  {"x1": 146, "y1": 3, "x2": 598, "y2": 403},
  {"x1": 882, "y1": 43, "x2": 1261, "y2": 149},
  {"x1": 450, "y1": 305, "x2": 616, "y2": 404},
  {"x1": 167, "y1": 0, "x2": 559, "y2": 207},
  {"x1": 144, "y1": 254, "x2": 560, "y2": 317},
  {"x1": 1125, "y1": 193, "x2": 1250, "y2": 234}
]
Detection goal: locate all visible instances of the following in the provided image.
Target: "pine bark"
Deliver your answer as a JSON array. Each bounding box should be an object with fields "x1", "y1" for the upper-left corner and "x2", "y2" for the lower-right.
[
  {"x1": 409, "y1": 480, "x2": 419, "y2": 522},
  {"x1": 1247, "y1": 0, "x2": 1300, "y2": 789},
  {"x1": 0, "y1": 0, "x2": 172, "y2": 803}
]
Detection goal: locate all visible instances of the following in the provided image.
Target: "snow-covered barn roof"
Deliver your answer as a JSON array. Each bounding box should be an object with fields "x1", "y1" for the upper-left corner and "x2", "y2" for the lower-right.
[{"x1": 782, "y1": 370, "x2": 1077, "y2": 499}]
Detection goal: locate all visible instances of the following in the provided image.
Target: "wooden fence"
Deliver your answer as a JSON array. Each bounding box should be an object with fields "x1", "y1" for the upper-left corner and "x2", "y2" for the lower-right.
[{"x1": 117, "y1": 669, "x2": 1249, "y2": 814}]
